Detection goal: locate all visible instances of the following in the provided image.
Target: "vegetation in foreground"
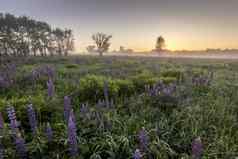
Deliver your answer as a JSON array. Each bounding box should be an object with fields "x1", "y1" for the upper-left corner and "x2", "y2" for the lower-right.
[{"x1": 0, "y1": 56, "x2": 238, "y2": 159}]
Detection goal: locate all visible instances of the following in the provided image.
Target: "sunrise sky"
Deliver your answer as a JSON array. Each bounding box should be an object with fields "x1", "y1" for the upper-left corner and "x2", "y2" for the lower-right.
[{"x1": 0, "y1": 0, "x2": 238, "y2": 52}]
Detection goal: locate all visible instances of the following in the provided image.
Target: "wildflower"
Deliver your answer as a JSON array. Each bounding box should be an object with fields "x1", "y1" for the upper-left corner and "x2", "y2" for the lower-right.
[
  {"x1": 67, "y1": 110, "x2": 78, "y2": 157},
  {"x1": 31, "y1": 70, "x2": 39, "y2": 81},
  {"x1": 0, "y1": 75, "x2": 5, "y2": 88},
  {"x1": 27, "y1": 104, "x2": 37, "y2": 134},
  {"x1": 47, "y1": 78, "x2": 54, "y2": 98},
  {"x1": 80, "y1": 103, "x2": 90, "y2": 120},
  {"x1": 45, "y1": 122, "x2": 53, "y2": 142},
  {"x1": 64, "y1": 96, "x2": 72, "y2": 122},
  {"x1": 133, "y1": 149, "x2": 142, "y2": 159},
  {"x1": 80, "y1": 103, "x2": 89, "y2": 114},
  {"x1": 110, "y1": 99, "x2": 114, "y2": 108},
  {"x1": 138, "y1": 127, "x2": 149, "y2": 151},
  {"x1": 15, "y1": 132, "x2": 27, "y2": 159},
  {"x1": 0, "y1": 75, "x2": 10, "y2": 88},
  {"x1": 103, "y1": 80, "x2": 110, "y2": 108},
  {"x1": 192, "y1": 137, "x2": 203, "y2": 159},
  {"x1": 6, "y1": 107, "x2": 18, "y2": 134},
  {"x1": 45, "y1": 66, "x2": 55, "y2": 79},
  {"x1": 0, "y1": 112, "x2": 4, "y2": 129},
  {"x1": 0, "y1": 144, "x2": 3, "y2": 159},
  {"x1": 96, "y1": 99, "x2": 106, "y2": 108}
]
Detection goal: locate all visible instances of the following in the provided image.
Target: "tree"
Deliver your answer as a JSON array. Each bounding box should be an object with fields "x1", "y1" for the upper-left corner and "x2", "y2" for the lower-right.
[
  {"x1": 63, "y1": 29, "x2": 74, "y2": 56},
  {"x1": 86, "y1": 45, "x2": 96, "y2": 53},
  {"x1": 92, "y1": 33, "x2": 112, "y2": 56},
  {"x1": 119, "y1": 46, "x2": 125, "y2": 52},
  {"x1": 0, "y1": 13, "x2": 74, "y2": 57},
  {"x1": 52, "y1": 28, "x2": 64, "y2": 56},
  {"x1": 156, "y1": 36, "x2": 165, "y2": 52}
]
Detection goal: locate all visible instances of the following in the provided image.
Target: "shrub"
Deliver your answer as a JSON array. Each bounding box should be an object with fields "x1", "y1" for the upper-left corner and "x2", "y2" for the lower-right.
[
  {"x1": 65, "y1": 64, "x2": 78, "y2": 69},
  {"x1": 161, "y1": 70, "x2": 183, "y2": 81},
  {"x1": 131, "y1": 71, "x2": 160, "y2": 91},
  {"x1": 115, "y1": 79, "x2": 135, "y2": 97},
  {"x1": 79, "y1": 75, "x2": 119, "y2": 102},
  {"x1": 159, "y1": 77, "x2": 177, "y2": 84}
]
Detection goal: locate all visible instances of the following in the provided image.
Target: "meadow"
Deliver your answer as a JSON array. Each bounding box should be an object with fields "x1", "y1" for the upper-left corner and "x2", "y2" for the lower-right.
[{"x1": 0, "y1": 55, "x2": 238, "y2": 159}]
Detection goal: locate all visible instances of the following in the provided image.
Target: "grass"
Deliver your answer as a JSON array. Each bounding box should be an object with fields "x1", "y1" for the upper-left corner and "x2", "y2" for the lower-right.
[{"x1": 0, "y1": 55, "x2": 238, "y2": 158}]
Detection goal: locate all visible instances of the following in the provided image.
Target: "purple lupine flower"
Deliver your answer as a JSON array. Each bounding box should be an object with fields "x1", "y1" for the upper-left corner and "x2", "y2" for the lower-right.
[
  {"x1": 45, "y1": 122, "x2": 53, "y2": 142},
  {"x1": 0, "y1": 112, "x2": 4, "y2": 129},
  {"x1": 67, "y1": 110, "x2": 78, "y2": 157},
  {"x1": 47, "y1": 78, "x2": 54, "y2": 98},
  {"x1": 27, "y1": 104, "x2": 37, "y2": 134},
  {"x1": 0, "y1": 143, "x2": 3, "y2": 159},
  {"x1": 138, "y1": 127, "x2": 149, "y2": 151},
  {"x1": 31, "y1": 70, "x2": 39, "y2": 81},
  {"x1": 110, "y1": 99, "x2": 114, "y2": 108},
  {"x1": 192, "y1": 75, "x2": 211, "y2": 87},
  {"x1": 162, "y1": 83, "x2": 176, "y2": 96},
  {"x1": 96, "y1": 99, "x2": 106, "y2": 108},
  {"x1": 0, "y1": 75, "x2": 5, "y2": 88},
  {"x1": 80, "y1": 103, "x2": 89, "y2": 114},
  {"x1": 192, "y1": 137, "x2": 203, "y2": 159},
  {"x1": 64, "y1": 96, "x2": 72, "y2": 122},
  {"x1": 103, "y1": 80, "x2": 110, "y2": 108},
  {"x1": 15, "y1": 132, "x2": 27, "y2": 159},
  {"x1": 133, "y1": 149, "x2": 142, "y2": 159},
  {"x1": 6, "y1": 107, "x2": 19, "y2": 134},
  {"x1": 45, "y1": 66, "x2": 55, "y2": 79},
  {"x1": 80, "y1": 103, "x2": 91, "y2": 120},
  {"x1": 0, "y1": 75, "x2": 10, "y2": 88}
]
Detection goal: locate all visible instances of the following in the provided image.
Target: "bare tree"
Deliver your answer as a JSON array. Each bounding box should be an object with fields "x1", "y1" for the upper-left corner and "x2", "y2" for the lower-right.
[
  {"x1": 92, "y1": 33, "x2": 112, "y2": 56},
  {"x1": 156, "y1": 36, "x2": 165, "y2": 52}
]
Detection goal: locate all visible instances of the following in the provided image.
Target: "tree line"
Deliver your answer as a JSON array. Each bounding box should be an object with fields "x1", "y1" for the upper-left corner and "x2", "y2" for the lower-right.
[
  {"x1": 0, "y1": 13, "x2": 166, "y2": 58},
  {"x1": 0, "y1": 13, "x2": 74, "y2": 57}
]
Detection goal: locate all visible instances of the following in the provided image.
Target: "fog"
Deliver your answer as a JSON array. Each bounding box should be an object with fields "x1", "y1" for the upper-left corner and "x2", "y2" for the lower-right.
[{"x1": 81, "y1": 51, "x2": 238, "y2": 60}]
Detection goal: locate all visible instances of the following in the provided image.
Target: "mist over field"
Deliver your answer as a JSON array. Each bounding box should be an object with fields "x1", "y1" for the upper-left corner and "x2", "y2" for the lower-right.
[{"x1": 80, "y1": 51, "x2": 238, "y2": 60}]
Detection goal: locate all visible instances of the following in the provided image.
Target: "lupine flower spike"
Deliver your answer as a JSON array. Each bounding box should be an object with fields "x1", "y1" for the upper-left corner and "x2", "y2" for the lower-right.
[
  {"x1": 64, "y1": 96, "x2": 72, "y2": 122},
  {"x1": 67, "y1": 110, "x2": 78, "y2": 157},
  {"x1": 46, "y1": 122, "x2": 53, "y2": 142},
  {"x1": 0, "y1": 112, "x2": 4, "y2": 129},
  {"x1": 133, "y1": 149, "x2": 142, "y2": 159},
  {"x1": 103, "y1": 80, "x2": 110, "y2": 108},
  {"x1": 47, "y1": 78, "x2": 54, "y2": 98},
  {"x1": 0, "y1": 143, "x2": 3, "y2": 159},
  {"x1": 27, "y1": 104, "x2": 37, "y2": 134},
  {"x1": 192, "y1": 137, "x2": 203, "y2": 159},
  {"x1": 15, "y1": 132, "x2": 27, "y2": 159},
  {"x1": 6, "y1": 107, "x2": 18, "y2": 135},
  {"x1": 138, "y1": 127, "x2": 149, "y2": 151}
]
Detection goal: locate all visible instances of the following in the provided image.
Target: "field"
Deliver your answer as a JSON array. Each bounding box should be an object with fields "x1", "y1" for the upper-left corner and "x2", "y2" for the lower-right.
[{"x1": 0, "y1": 55, "x2": 238, "y2": 159}]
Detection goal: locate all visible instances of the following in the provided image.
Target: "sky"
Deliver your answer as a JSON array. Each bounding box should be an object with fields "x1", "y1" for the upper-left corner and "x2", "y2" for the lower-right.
[{"x1": 0, "y1": 0, "x2": 238, "y2": 52}]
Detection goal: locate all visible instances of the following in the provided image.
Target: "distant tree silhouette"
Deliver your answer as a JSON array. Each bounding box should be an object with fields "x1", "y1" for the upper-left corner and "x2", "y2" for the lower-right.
[
  {"x1": 63, "y1": 29, "x2": 74, "y2": 56},
  {"x1": 86, "y1": 45, "x2": 96, "y2": 53},
  {"x1": 119, "y1": 46, "x2": 125, "y2": 52},
  {"x1": 92, "y1": 33, "x2": 112, "y2": 56},
  {"x1": 156, "y1": 36, "x2": 165, "y2": 52},
  {"x1": 52, "y1": 28, "x2": 65, "y2": 56},
  {"x1": 0, "y1": 13, "x2": 74, "y2": 57}
]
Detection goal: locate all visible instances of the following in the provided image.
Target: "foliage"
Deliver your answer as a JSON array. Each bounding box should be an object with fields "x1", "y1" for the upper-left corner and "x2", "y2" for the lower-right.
[
  {"x1": 155, "y1": 36, "x2": 165, "y2": 52},
  {"x1": 92, "y1": 33, "x2": 112, "y2": 56},
  {"x1": 0, "y1": 13, "x2": 74, "y2": 57},
  {"x1": 0, "y1": 56, "x2": 237, "y2": 159}
]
